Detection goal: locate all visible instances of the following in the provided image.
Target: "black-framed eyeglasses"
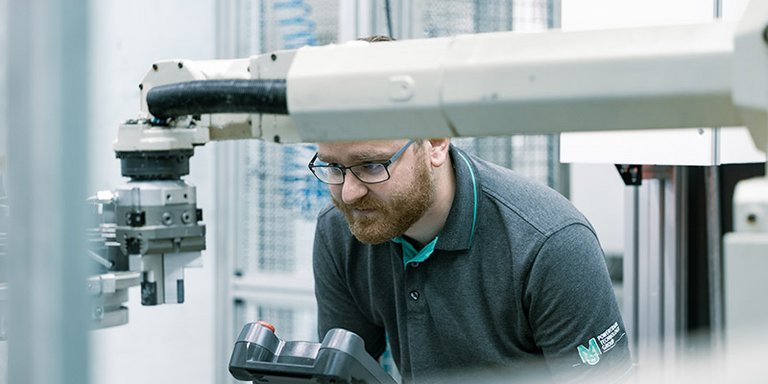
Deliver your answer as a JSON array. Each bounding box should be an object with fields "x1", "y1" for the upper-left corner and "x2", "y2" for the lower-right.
[{"x1": 308, "y1": 140, "x2": 415, "y2": 185}]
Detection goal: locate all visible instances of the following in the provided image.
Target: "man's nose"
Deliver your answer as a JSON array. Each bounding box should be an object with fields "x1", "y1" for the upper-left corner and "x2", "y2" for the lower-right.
[{"x1": 340, "y1": 173, "x2": 368, "y2": 204}]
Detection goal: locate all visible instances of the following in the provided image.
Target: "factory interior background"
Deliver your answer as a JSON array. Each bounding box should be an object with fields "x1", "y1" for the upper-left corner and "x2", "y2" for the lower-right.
[{"x1": 0, "y1": 0, "x2": 765, "y2": 383}]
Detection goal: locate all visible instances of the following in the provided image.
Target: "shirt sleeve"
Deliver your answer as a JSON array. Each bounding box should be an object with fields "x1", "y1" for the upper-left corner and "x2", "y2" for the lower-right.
[
  {"x1": 312, "y1": 219, "x2": 387, "y2": 359},
  {"x1": 525, "y1": 222, "x2": 634, "y2": 383}
]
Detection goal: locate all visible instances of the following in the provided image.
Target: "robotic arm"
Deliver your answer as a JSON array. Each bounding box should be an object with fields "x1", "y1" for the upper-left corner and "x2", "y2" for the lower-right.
[{"x1": 121, "y1": 0, "x2": 768, "y2": 151}]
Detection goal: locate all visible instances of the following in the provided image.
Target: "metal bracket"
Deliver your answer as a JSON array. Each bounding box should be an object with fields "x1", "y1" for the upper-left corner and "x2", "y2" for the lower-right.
[{"x1": 615, "y1": 164, "x2": 643, "y2": 186}]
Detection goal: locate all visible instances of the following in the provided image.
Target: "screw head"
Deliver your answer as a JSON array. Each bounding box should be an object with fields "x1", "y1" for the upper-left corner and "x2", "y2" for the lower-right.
[{"x1": 93, "y1": 306, "x2": 104, "y2": 320}]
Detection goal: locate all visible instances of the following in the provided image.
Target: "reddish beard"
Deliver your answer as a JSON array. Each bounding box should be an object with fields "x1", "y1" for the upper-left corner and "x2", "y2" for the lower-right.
[{"x1": 333, "y1": 158, "x2": 435, "y2": 244}]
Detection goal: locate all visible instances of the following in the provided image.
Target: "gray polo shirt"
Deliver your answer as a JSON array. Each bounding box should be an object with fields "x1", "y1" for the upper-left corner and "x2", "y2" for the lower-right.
[{"x1": 313, "y1": 145, "x2": 632, "y2": 383}]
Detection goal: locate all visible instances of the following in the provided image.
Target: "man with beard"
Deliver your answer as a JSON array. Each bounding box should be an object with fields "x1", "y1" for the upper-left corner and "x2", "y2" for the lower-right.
[{"x1": 309, "y1": 138, "x2": 632, "y2": 383}]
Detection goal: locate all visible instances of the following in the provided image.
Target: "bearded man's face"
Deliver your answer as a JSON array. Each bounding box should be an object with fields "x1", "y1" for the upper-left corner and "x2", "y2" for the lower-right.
[{"x1": 317, "y1": 140, "x2": 435, "y2": 244}]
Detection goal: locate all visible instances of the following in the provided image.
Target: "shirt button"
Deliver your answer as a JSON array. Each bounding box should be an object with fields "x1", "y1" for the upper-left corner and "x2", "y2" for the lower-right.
[{"x1": 409, "y1": 290, "x2": 420, "y2": 301}]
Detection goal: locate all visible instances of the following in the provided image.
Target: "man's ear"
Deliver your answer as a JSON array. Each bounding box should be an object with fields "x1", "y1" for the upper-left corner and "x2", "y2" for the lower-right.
[{"x1": 427, "y1": 138, "x2": 451, "y2": 167}]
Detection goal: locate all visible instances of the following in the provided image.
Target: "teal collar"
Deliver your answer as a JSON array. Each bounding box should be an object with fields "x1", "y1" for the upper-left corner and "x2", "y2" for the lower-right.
[{"x1": 393, "y1": 236, "x2": 439, "y2": 269}]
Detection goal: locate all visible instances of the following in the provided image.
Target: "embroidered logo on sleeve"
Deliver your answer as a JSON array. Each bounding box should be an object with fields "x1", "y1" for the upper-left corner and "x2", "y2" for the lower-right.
[
  {"x1": 577, "y1": 338, "x2": 602, "y2": 365},
  {"x1": 575, "y1": 322, "x2": 625, "y2": 366}
]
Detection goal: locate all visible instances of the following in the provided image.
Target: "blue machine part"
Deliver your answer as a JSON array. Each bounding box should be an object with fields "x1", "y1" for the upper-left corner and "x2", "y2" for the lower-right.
[
  {"x1": 274, "y1": 0, "x2": 318, "y2": 49},
  {"x1": 279, "y1": 144, "x2": 331, "y2": 221}
]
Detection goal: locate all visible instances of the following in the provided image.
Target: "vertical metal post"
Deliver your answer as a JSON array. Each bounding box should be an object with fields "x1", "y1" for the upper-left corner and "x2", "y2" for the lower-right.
[
  {"x1": 707, "y1": 0, "x2": 725, "y2": 353},
  {"x1": 339, "y1": 0, "x2": 360, "y2": 42},
  {"x1": 548, "y1": 0, "x2": 562, "y2": 30},
  {"x1": 507, "y1": 0, "x2": 514, "y2": 31},
  {"x1": 215, "y1": 3, "x2": 248, "y2": 382},
  {"x1": 706, "y1": 165, "x2": 724, "y2": 348},
  {"x1": 636, "y1": 177, "x2": 664, "y2": 366},
  {"x1": 398, "y1": 0, "x2": 413, "y2": 41},
  {"x1": 339, "y1": 0, "x2": 375, "y2": 41},
  {"x1": 663, "y1": 167, "x2": 687, "y2": 365},
  {"x1": 549, "y1": 135, "x2": 570, "y2": 197},
  {"x1": 215, "y1": 0, "x2": 238, "y2": 58},
  {"x1": 547, "y1": 0, "x2": 567, "y2": 197},
  {"x1": 623, "y1": 186, "x2": 640, "y2": 360},
  {"x1": 713, "y1": 0, "x2": 723, "y2": 19},
  {"x1": 473, "y1": 0, "x2": 482, "y2": 33},
  {"x1": 0, "y1": 3, "x2": 7, "y2": 382},
  {"x1": 215, "y1": 140, "x2": 239, "y2": 384},
  {"x1": 625, "y1": 167, "x2": 687, "y2": 376},
  {"x1": 7, "y1": 1, "x2": 90, "y2": 384}
]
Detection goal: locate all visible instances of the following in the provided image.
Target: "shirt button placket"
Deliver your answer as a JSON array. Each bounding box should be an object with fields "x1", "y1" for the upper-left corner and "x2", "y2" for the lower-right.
[{"x1": 405, "y1": 263, "x2": 425, "y2": 312}]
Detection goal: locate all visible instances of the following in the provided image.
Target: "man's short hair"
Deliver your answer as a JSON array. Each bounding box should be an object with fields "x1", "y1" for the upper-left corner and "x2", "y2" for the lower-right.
[{"x1": 357, "y1": 35, "x2": 395, "y2": 43}]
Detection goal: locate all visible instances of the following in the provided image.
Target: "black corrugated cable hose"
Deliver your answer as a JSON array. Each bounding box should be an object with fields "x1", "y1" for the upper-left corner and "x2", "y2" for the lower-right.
[{"x1": 146, "y1": 79, "x2": 289, "y2": 120}]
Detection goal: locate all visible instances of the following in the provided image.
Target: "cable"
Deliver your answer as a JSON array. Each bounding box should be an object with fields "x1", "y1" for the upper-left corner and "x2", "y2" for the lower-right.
[
  {"x1": 146, "y1": 79, "x2": 288, "y2": 120},
  {"x1": 384, "y1": 0, "x2": 394, "y2": 39}
]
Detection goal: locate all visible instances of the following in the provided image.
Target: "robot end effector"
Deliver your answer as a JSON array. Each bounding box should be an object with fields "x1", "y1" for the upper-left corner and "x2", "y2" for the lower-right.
[
  {"x1": 100, "y1": 55, "x2": 295, "y2": 326},
  {"x1": 87, "y1": 169, "x2": 206, "y2": 329},
  {"x1": 93, "y1": 51, "x2": 300, "y2": 329},
  {"x1": 90, "y1": 62, "x2": 253, "y2": 329}
]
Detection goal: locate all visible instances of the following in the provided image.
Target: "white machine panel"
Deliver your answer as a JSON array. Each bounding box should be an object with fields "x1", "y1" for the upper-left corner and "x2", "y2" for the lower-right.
[
  {"x1": 561, "y1": 127, "x2": 766, "y2": 165},
  {"x1": 724, "y1": 233, "x2": 768, "y2": 339}
]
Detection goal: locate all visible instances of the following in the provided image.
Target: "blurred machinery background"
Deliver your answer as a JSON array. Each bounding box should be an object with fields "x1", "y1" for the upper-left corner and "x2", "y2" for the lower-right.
[{"x1": 1, "y1": 1, "x2": 767, "y2": 384}]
